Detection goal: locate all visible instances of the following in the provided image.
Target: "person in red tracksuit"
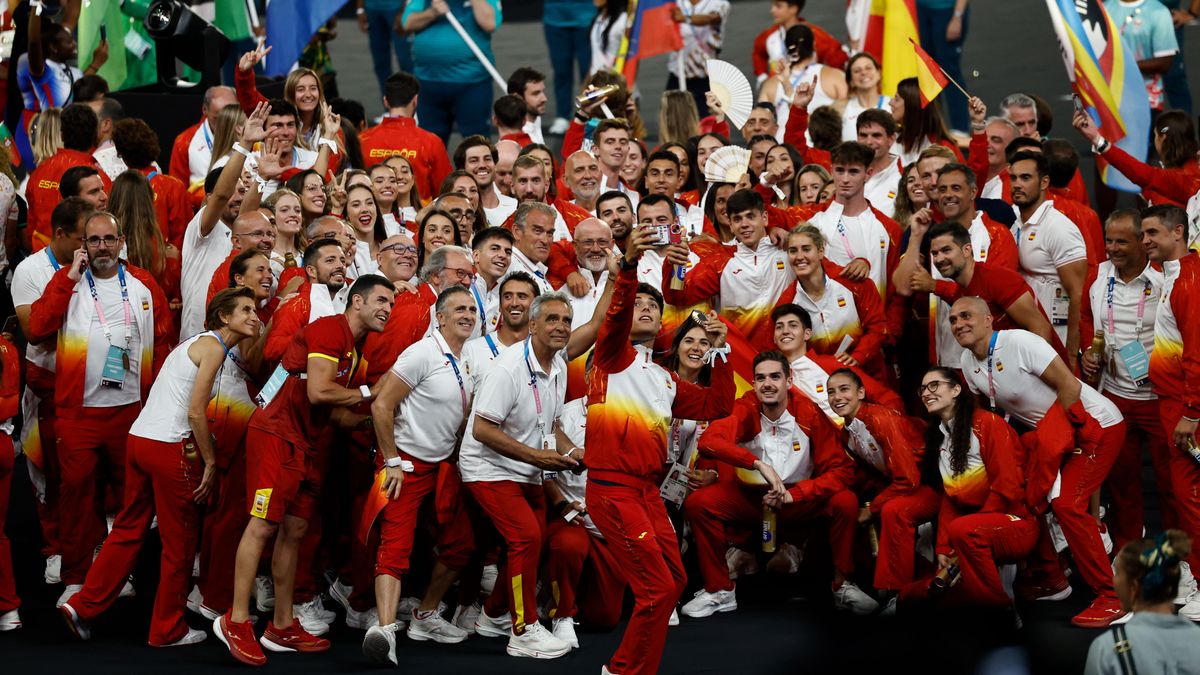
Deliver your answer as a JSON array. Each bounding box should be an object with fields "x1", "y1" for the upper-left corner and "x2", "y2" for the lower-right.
[
  {"x1": 688, "y1": 353, "x2": 869, "y2": 618},
  {"x1": 826, "y1": 368, "x2": 939, "y2": 609},
  {"x1": 917, "y1": 366, "x2": 1039, "y2": 613},
  {"x1": 26, "y1": 104, "x2": 111, "y2": 251},
  {"x1": 60, "y1": 289, "x2": 261, "y2": 647},
  {"x1": 0, "y1": 335, "x2": 20, "y2": 632},
  {"x1": 584, "y1": 221, "x2": 736, "y2": 675},
  {"x1": 950, "y1": 297, "x2": 1128, "y2": 627},
  {"x1": 358, "y1": 72, "x2": 452, "y2": 198}
]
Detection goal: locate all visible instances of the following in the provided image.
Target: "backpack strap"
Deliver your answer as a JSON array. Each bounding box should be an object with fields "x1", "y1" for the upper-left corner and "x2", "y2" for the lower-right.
[{"x1": 1110, "y1": 624, "x2": 1137, "y2": 675}]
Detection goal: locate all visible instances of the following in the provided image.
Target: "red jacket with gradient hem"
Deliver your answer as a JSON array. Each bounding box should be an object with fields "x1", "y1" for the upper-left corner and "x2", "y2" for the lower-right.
[
  {"x1": 1019, "y1": 401, "x2": 1077, "y2": 516},
  {"x1": 584, "y1": 265, "x2": 735, "y2": 482},
  {"x1": 775, "y1": 259, "x2": 888, "y2": 372},
  {"x1": 1149, "y1": 252, "x2": 1200, "y2": 417},
  {"x1": 843, "y1": 402, "x2": 925, "y2": 516},
  {"x1": 936, "y1": 409, "x2": 1029, "y2": 555},
  {"x1": 699, "y1": 387, "x2": 853, "y2": 504}
]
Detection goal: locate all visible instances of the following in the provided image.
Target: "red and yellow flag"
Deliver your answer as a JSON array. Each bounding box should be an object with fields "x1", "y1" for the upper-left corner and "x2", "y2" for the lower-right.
[
  {"x1": 861, "y1": 0, "x2": 920, "y2": 96},
  {"x1": 910, "y1": 38, "x2": 949, "y2": 108}
]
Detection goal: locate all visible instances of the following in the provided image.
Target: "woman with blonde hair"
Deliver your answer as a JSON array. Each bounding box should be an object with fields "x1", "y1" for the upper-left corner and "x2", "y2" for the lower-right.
[
  {"x1": 659, "y1": 90, "x2": 700, "y2": 146},
  {"x1": 263, "y1": 189, "x2": 304, "y2": 276},
  {"x1": 30, "y1": 107, "x2": 63, "y2": 165},
  {"x1": 109, "y1": 171, "x2": 182, "y2": 320},
  {"x1": 207, "y1": 104, "x2": 247, "y2": 173}
]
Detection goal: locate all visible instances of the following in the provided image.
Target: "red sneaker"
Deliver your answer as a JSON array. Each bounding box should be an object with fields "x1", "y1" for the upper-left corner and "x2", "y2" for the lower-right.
[
  {"x1": 1071, "y1": 596, "x2": 1128, "y2": 628},
  {"x1": 260, "y1": 619, "x2": 331, "y2": 653},
  {"x1": 1014, "y1": 576, "x2": 1072, "y2": 602},
  {"x1": 214, "y1": 612, "x2": 266, "y2": 666}
]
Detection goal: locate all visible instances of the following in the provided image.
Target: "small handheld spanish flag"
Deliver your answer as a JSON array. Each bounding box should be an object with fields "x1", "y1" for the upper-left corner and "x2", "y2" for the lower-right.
[{"x1": 909, "y1": 38, "x2": 949, "y2": 108}]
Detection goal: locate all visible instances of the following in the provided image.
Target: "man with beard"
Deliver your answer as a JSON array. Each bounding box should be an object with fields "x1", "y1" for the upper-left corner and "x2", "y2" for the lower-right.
[
  {"x1": 566, "y1": 219, "x2": 616, "y2": 329},
  {"x1": 376, "y1": 234, "x2": 420, "y2": 285},
  {"x1": 264, "y1": 237, "x2": 352, "y2": 362},
  {"x1": 643, "y1": 150, "x2": 704, "y2": 237},
  {"x1": 470, "y1": 228, "x2": 515, "y2": 336},
  {"x1": 1009, "y1": 151, "x2": 1088, "y2": 368},
  {"x1": 596, "y1": 191, "x2": 634, "y2": 251},
  {"x1": 456, "y1": 136, "x2": 517, "y2": 227},
  {"x1": 216, "y1": 276, "x2": 397, "y2": 665},
  {"x1": 27, "y1": 211, "x2": 172, "y2": 605},
  {"x1": 563, "y1": 150, "x2": 602, "y2": 214},
  {"x1": 59, "y1": 166, "x2": 110, "y2": 211},
  {"x1": 504, "y1": 156, "x2": 592, "y2": 241}
]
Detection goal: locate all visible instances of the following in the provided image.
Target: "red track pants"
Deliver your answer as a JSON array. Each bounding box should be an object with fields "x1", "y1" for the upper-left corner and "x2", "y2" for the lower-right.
[
  {"x1": 875, "y1": 486, "x2": 941, "y2": 590},
  {"x1": 0, "y1": 435, "x2": 17, "y2": 613},
  {"x1": 1159, "y1": 398, "x2": 1200, "y2": 572},
  {"x1": 71, "y1": 435, "x2": 202, "y2": 646},
  {"x1": 1106, "y1": 394, "x2": 1175, "y2": 547},
  {"x1": 685, "y1": 480, "x2": 859, "y2": 593},
  {"x1": 587, "y1": 474, "x2": 686, "y2": 675},
  {"x1": 376, "y1": 456, "x2": 473, "y2": 578},
  {"x1": 944, "y1": 512, "x2": 1040, "y2": 606},
  {"x1": 28, "y1": 369, "x2": 59, "y2": 557},
  {"x1": 467, "y1": 480, "x2": 545, "y2": 634},
  {"x1": 56, "y1": 404, "x2": 139, "y2": 585},
  {"x1": 543, "y1": 517, "x2": 625, "y2": 628},
  {"x1": 197, "y1": 445, "x2": 248, "y2": 613}
]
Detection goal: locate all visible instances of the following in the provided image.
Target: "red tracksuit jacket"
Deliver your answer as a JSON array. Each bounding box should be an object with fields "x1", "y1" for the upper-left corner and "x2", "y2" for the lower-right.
[{"x1": 842, "y1": 402, "x2": 924, "y2": 517}]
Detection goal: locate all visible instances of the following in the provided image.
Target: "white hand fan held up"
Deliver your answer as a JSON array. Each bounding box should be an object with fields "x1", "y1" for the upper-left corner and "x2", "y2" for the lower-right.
[
  {"x1": 704, "y1": 146, "x2": 751, "y2": 184},
  {"x1": 706, "y1": 59, "x2": 753, "y2": 130}
]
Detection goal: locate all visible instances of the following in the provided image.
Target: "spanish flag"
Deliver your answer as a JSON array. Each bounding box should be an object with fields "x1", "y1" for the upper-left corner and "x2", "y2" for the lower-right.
[
  {"x1": 910, "y1": 39, "x2": 949, "y2": 108},
  {"x1": 861, "y1": 0, "x2": 920, "y2": 96}
]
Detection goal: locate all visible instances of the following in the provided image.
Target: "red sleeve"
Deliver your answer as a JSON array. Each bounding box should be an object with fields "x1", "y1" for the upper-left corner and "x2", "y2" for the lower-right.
[
  {"x1": 662, "y1": 254, "x2": 724, "y2": 308},
  {"x1": 592, "y1": 266, "x2": 639, "y2": 373},
  {"x1": 937, "y1": 137, "x2": 965, "y2": 163},
  {"x1": 935, "y1": 494, "x2": 963, "y2": 555},
  {"x1": 427, "y1": 134, "x2": 453, "y2": 195},
  {"x1": 670, "y1": 352, "x2": 735, "y2": 422},
  {"x1": 129, "y1": 265, "x2": 174, "y2": 377},
  {"x1": 0, "y1": 339, "x2": 20, "y2": 421},
  {"x1": 844, "y1": 273, "x2": 887, "y2": 365},
  {"x1": 982, "y1": 265, "x2": 1030, "y2": 311},
  {"x1": 169, "y1": 129, "x2": 191, "y2": 181},
  {"x1": 696, "y1": 394, "x2": 760, "y2": 468},
  {"x1": 984, "y1": 219, "x2": 1019, "y2": 272},
  {"x1": 978, "y1": 412, "x2": 1027, "y2": 514},
  {"x1": 932, "y1": 278, "x2": 964, "y2": 305},
  {"x1": 868, "y1": 412, "x2": 923, "y2": 514},
  {"x1": 265, "y1": 297, "x2": 308, "y2": 363},
  {"x1": 699, "y1": 116, "x2": 731, "y2": 137},
  {"x1": 304, "y1": 316, "x2": 348, "y2": 360},
  {"x1": 234, "y1": 67, "x2": 267, "y2": 113},
  {"x1": 26, "y1": 267, "x2": 75, "y2": 342},
  {"x1": 561, "y1": 120, "x2": 586, "y2": 163},
  {"x1": 967, "y1": 131, "x2": 989, "y2": 190},
  {"x1": 810, "y1": 23, "x2": 847, "y2": 68},
  {"x1": 547, "y1": 241, "x2": 580, "y2": 288},
  {"x1": 789, "y1": 402, "x2": 854, "y2": 502},
  {"x1": 782, "y1": 107, "x2": 814, "y2": 162},
  {"x1": 1173, "y1": 266, "x2": 1200, "y2": 416},
  {"x1": 752, "y1": 28, "x2": 771, "y2": 78},
  {"x1": 1021, "y1": 404, "x2": 1073, "y2": 514},
  {"x1": 1101, "y1": 145, "x2": 1200, "y2": 204}
]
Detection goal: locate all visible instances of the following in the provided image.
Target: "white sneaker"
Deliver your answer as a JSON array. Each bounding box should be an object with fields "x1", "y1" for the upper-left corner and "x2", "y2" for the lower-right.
[
  {"x1": 880, "y1": 596, "x2": 897, "y2": 617},
  {"x1": 119, "y1": 578, "x2": 136, "y2": 598},
  {"x1": 833, "y1": 581, "x2": 880, "y2": 616},
  {"x1": 186, "y1": 586, "x2": 219, "y2": 620},
  {"x1": 362, "y1": 623, "x2": 400, "y2": 666},
  {"x1": 1045, "y1": 513, "x2": 1068, "y2": 553},
  {"x1": 552, "y1": 617, "x2": 579, "y2": 648},
  {"x1": 1176, "y1": 562, "x2": 1197, "y2": 605},
  {"x1": 0, "y1": 609, "x2": 21, "y2": 631},
  {"x1": 681, "y1": 588, "x2": 737, "y2": 619},
  {"x1": 548, "y1": 117, "x2": 571, "y2": 135},
  {"x1": 668, "y1": 608, "x2": 679, "y2": 626},
  {"x1": 44, "y1": 555, "x2": 61, "y2": 584},
  {"x1": 474, "y1": 609, "x2": 513, "y2": 638},
  {"x1": 1099, "y1": 524, "x2": 1113, "y2": 556},
  {"x1": 1180, "y1": 594, "x2": 1200, "y2": 622},
  {"x1": 294, "y1": 599, "x2": 332, "y2": 636},
  {"x1": 407, "y1": 609, "x2": 469, "y2": 644},
  {"x1": 506, "y1": 621, "x2": 570, "y2": 659},
  {"x1": 57, "y1": 584, "x2": 82, "y2": 607},
  {"x1": 254, "y1": 575, "x2": 275, "y2": 611},
  {"x1": 345, "y1": 605, "x2": 379, "y2": 630},
  {"x1": 398, "y1": 596, "x2": 426, "y2": 617},
  {"x1": 60, "y1": 601, "x2": 90, "y2": 640},
  {"x1": 303, "y1": 597, "x2": 336, "y2": 623},
  {"x1": 328, "y1": 578, "x2": 353, "y2": 612},
  {"x1": 481, "y1": 564, "x2": 499, "y2": 595},
  {"x1": 453, "y1": 603, "x2": 480, "y2": 634},
  {"x1": 156, "y1": 628, "x2": 206, "y2": 647},
  {"x1": 766, "y1": 543, "x2": 802, "y2": 574},
  {"x1": 725, "y1": 547, "x2": 757, "y2": 579}
]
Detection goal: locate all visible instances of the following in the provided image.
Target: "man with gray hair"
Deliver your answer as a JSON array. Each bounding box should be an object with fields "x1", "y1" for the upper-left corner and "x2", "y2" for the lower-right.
[
  {"x1": 999, "y1": 92, "x2": 1040, "y2": 140},
  {"x1": 88, "y1": 97, "x2": 127, "y2": 180},
  {"x1": 504, "y1": 201, "x2": 558, "y2": 294},
  {"x1": 170, "y1": 85, "x2": 238, "y2": 193},
  {"x1": 967, "y1": 96, "x2": 1019, "y2": 200}
]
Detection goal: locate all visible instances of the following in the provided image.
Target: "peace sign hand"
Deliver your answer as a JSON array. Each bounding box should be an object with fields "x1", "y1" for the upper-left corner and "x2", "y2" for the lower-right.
[{"x1": 239, "y1": 45, "x2": 272, "y2": 72}]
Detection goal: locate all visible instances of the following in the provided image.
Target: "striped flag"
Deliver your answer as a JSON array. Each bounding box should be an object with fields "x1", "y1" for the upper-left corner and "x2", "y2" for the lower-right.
[
  {"x1": 1045, "y1": 0, "x2": 1150, "y2": 192},
  {"x1": 264, "y1": 0, "x2": 344, "y2": 77},
  {"x1": 910, "y1": 38, "x2": 948, "y2": 108},
  {"x1": 860, "y1": 0, "x2": 919, "y2": 96},
  {"x1": 614, "y1": 0, "x2": 684, "y2": 88}
]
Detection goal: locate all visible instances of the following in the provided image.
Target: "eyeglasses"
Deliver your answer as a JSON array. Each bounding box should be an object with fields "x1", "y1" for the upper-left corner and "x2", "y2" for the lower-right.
[
  {"x1": 917, "y1": 380, "x2": 955, "y2": 395},
  {"x1": 381, "y1": 243, "x2": 418, "y2": 256},
  {"x1": 86, "y1": 235, "x2": 121, "y2": 248},
  {"x1": 576, "y1": 238, "x2": 613, "y2": 250},
  {"x1": 443, "y1": 266, "x2": 475, "y2": 282},
  {"x1": 448, "y1": 208, "x2": 477, "y2": 222}
]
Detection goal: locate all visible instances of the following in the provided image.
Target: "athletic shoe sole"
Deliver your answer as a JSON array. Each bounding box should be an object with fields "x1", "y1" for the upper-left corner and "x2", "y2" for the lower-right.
[
  {"x1": 213, "y1": 616, "x2": 266, "y2": 667},
  {"x1": 362, "y1": 630, "x2": 396, "y2": 665},
  {"x1": 407, "y1": 625, "x2": 468, "y2": 644},
  {"x1": 186, "y1": 599, "x2": 220, "y2": 621},
  {"x1": 506, "y1": 643, "x2": 570, "y2": 659},
  {"x1": 1035, "y1": 585, "x2": 1073, "y2": 602},
  {"x1": 681, "y1": 599, "x2": 737, "y2": 619},
  {"x1": 59, "y1": 604, "x2": 90, "y2": 641}
]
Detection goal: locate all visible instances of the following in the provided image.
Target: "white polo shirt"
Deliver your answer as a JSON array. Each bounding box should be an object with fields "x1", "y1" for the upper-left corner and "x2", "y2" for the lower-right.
[
  {"x1": 1012, "y1": 200, "x2": 1087, "y2": 344},
  {"x1": 180, "y1": 206, "x2": 233, "y2": 341},
  {"x1": 11, "y1": 248, "x2": 62, "y2": 371},
  {"x1": 471, "y1": 275, "x2": 502, "y2": 335},
  {"x1": 460, "y1": 331, "x2": 518, "y2": 389},
  {"x1": 503, "y1": 246, "x2": 555, "y2": 295},
  {"x1": 959, "y1": 329, "x2": 1123, "y2": 429},
  {"x1": 390, "y1": 330, "x2": 473, "y2": 463},
  {"x1": 459, "y1": 337, "x2": 568, "y2": 485},
  {"x1": 566, "y1": 269, "x2": 608, "y2": 330},
  {"x1": 1085, "y1": 261, "x2": 1162, "y2": 401}
]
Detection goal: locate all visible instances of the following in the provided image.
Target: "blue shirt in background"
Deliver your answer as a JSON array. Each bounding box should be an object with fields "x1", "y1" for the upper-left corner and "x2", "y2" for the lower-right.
[
  {"x1": 402, "y1": 0, "x2": 503, "y2": 83},
  {"x1": 543, "y1": 0, "x2": 598, "y2": 28}
]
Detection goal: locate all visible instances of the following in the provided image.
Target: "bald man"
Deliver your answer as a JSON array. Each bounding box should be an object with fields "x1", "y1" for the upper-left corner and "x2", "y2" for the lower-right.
[
  {"x1": 565, "y1": 218, "x2": 616, "y2": 329},
  {"x1": 376, "y1": 234, "x2": 419, "y2": 284},
  {"x1": 205, "y1": 210, "x2": 278, "y2": 307},
  {"x1": 495, "y1": 140, "x2": 521, "y2": 198},
  {"x1": 564, "y1": 151, "x2": 602, "y2": 214},
  {"x1": 171, "y1": 86, "x2": 238, "y2": 192}
]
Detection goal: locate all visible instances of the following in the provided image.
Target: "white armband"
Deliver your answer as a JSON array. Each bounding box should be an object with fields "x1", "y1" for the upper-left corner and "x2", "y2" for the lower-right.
[
  {"x1": 318, "y1": 137, "x2": 338, "y2": 153},
  {"x1": 232, "y1": 143, "x2": 253, "y2": 159},
  {"x1": 703, "y1": 344, "x2": 731, "y2": 365}
]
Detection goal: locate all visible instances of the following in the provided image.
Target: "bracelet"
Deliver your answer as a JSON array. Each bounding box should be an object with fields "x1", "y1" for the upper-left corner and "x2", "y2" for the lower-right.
[
  {"x1": 703, "y1": 344, "x2": 731, "y2": 365},
  {"x1": 1093, "y1": 138, "x2": 1111, "y2": 154},
  {"x1": 318, "y1": 137, "x2": 338, "y2": 152},
  {"x1": 970, "y1": 122, "x2": 986, "y2": 132},
  {"x1": 232, "y1": 142, "x2": 253, "y2": 158},
  {"x1": 952, "y1": 10, "x2": 964, "y2": 18},
  {"x1": 360, "y1": 384, "x2": 373, "y2": 400},
  {"x1": 1183, "y1": 416, "x2": 1200, "y2": 423},
  {"x1": 384, "y1": 456, "x2": 405, "y2": 468}
]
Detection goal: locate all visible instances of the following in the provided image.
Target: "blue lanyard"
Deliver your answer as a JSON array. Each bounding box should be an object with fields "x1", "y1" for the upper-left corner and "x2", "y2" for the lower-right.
[
  {"x1": 985, "y1": 331, "x2": 999, "y2": 410},
  {"x1": 483, "y1": 333, "x2": 499, "y2": 357},
  {"x1": 201, "y1": 121, "x2": 212, "y2": 150},
  {"x1": 147, "y1": 170, "x2": 158, "y2": 181},
  {"x1": 445, "y1": 350, "x2": 467, "y2": 413},
  {"x1": 471, "y1": 282, "x2": 488, "y2": 333},
  {"x1": 46, "y1": 248, "x2": 60, "y2": 271}
]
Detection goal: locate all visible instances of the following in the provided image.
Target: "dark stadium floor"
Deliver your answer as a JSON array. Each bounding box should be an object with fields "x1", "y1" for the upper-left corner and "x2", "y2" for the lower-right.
[{"x1": 2, "y1": 456, "x2": 1102, "y2": 674}]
